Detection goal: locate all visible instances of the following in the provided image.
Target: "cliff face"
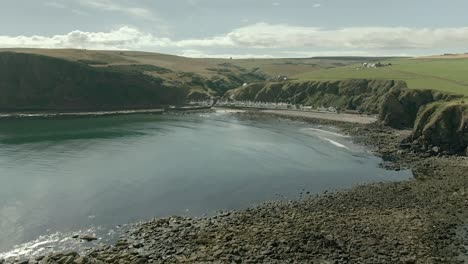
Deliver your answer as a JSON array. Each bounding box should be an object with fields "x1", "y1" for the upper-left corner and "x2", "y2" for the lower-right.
[
  {"x1": 379, "y1": 88, "x2": 467, "y2": 154},
  {"x1": 379, "y1": 89, "x2": 461, "y2": 129},
  {"x1": 226, "y1": 79, "x2": 407, "y2": 114},
  {"x1": 0, "y1": 52, "x2": 187, "y2": 111},
  {"x1": 411, "y1": 102, "x2": 468, "y2": 154}
]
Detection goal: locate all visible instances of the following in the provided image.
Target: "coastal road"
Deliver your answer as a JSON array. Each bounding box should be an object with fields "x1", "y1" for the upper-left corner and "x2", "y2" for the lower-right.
[{"x1": 261, "y1": 109, "x2": 378, "y2": 124}]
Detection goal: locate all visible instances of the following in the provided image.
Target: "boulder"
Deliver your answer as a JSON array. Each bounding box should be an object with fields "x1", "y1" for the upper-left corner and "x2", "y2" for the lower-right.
[{"x1": 80, "y1": 234, "x2": 98, "y2": 242}]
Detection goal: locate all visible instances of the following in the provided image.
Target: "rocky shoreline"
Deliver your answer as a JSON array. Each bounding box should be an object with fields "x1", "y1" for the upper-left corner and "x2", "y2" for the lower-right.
[{"x1": 3, "y1": 111, "x2": 467, "y2": 264}]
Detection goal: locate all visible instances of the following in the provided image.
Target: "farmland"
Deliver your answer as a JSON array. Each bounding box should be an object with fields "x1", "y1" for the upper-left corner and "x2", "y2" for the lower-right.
[{"x1": 294, "y1": 57, "x2": 468, "y2": 96}]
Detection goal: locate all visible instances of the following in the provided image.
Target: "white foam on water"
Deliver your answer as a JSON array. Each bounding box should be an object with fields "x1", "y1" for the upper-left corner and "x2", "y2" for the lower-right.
[
  {"x1": 299, "y1": 127, "x2": 351, "y2": 150},
  {"x1": 214, "y1": 109, "x2": 245, "y2": 114},
  {"x1": 301, "y1": 128, "x2": 350, "y2": 138},
  {"x1": 0, "y1": 226, "x2": 125, "y2": 262},
  {"x1": 0, "y1": 232, "x2": 69, "y2": 260},
  {"x1": 318, "y1": 136, "x2": 350, "y2": 149}
]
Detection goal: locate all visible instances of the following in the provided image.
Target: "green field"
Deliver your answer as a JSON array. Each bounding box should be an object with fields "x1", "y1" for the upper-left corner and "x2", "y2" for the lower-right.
[{"x1": 293, "y1": 58, "x2": 468, "y2": 96}]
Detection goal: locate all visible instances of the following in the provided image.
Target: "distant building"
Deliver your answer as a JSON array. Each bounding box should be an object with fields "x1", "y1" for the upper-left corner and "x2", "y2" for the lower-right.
[
  {"x1": 272, "y1": 75, "x2": 289, "y2": 81},
  {"x1": 362, "y1": 62, "x2": 390, "y2": 68},
  {"x1": 362, "y1": 62, "x2": 377, "y2": 68}
]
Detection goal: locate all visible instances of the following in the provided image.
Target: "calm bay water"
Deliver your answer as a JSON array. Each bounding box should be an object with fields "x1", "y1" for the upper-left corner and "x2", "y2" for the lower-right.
[{"x1": 0, "y1": 111, "x2": 411, "y2": 257}]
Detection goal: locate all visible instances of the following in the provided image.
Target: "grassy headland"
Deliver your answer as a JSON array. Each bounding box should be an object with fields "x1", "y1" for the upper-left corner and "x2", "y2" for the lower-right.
[
  {"x1": 294, "y1": 57, "x2": 468, "y2": 96},
  {"x1": 0, "y1": 52, "x2": 187, "y2": 111}
]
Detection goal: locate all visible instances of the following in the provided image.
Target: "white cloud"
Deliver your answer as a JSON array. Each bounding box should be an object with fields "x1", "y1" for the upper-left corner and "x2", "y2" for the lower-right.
[
  {"x1": 180, "y1": 49, "x2": 275, "y2": 59},
  {"x1": 279, "y1": 50, "x2": 411, "y2": 57},
  {"x1": 272, "y1": 2, "x2": 280, "y2": 6},
  {"x1": 313, "y1": 3, "x2": 321, "y2": 8},
  {"x1": 174, "y1": 23, "x2": 468, "y2": 50},
  {"x1": 0, "y1": 26, "x2": 171, "y2": 50},
  {"x1": 175, "y1": 36, "x2": 235, "y2": 48},
  {"x1": 79, "y1": 0, "x2": 156, "y2": 21},
  {"x1": 1, "y1": 23, "x2": 468, "y2": 57}
]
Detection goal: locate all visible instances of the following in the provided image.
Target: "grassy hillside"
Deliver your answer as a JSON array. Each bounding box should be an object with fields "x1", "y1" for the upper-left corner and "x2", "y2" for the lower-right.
[
  {"x1": 0, "y1": 49, "x2": 389, "y2": 100},
  {"x1": 294, "y1": 57, "x2": 468, "y2": 96},
  {"x1": 0, "y1": 49, "x2": 270, "y2": 98},
  {"x1": 5, "y1": 49, "x2": 467, "y2": 97},
  {"x1": 2, "y1": 48, "x2": 466, "y2": 105},
  {"x1": 0, "y1": 52, "x2": 187, "y2": 111},
  {"x1": 227, "y1": 57, "x2": 389, "y2": 76},
  {"x1": 0, "y1": 49, "x2": 380, "y2": 77}
]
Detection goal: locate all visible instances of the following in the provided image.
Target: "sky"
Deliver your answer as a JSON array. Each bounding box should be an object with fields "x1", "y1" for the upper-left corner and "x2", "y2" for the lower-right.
[{"x1": 1, "y1": 0, "x2": 468, "y2": 58}]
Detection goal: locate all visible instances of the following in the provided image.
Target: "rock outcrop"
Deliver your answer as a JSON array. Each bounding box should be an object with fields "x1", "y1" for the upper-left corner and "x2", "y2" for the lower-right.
[
  {"x1": 411, "y1": 101, "x2": 468, "y2": 154},
  {"x1": 379, "y1": 88, "x2": 461, "y2": 129}
]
